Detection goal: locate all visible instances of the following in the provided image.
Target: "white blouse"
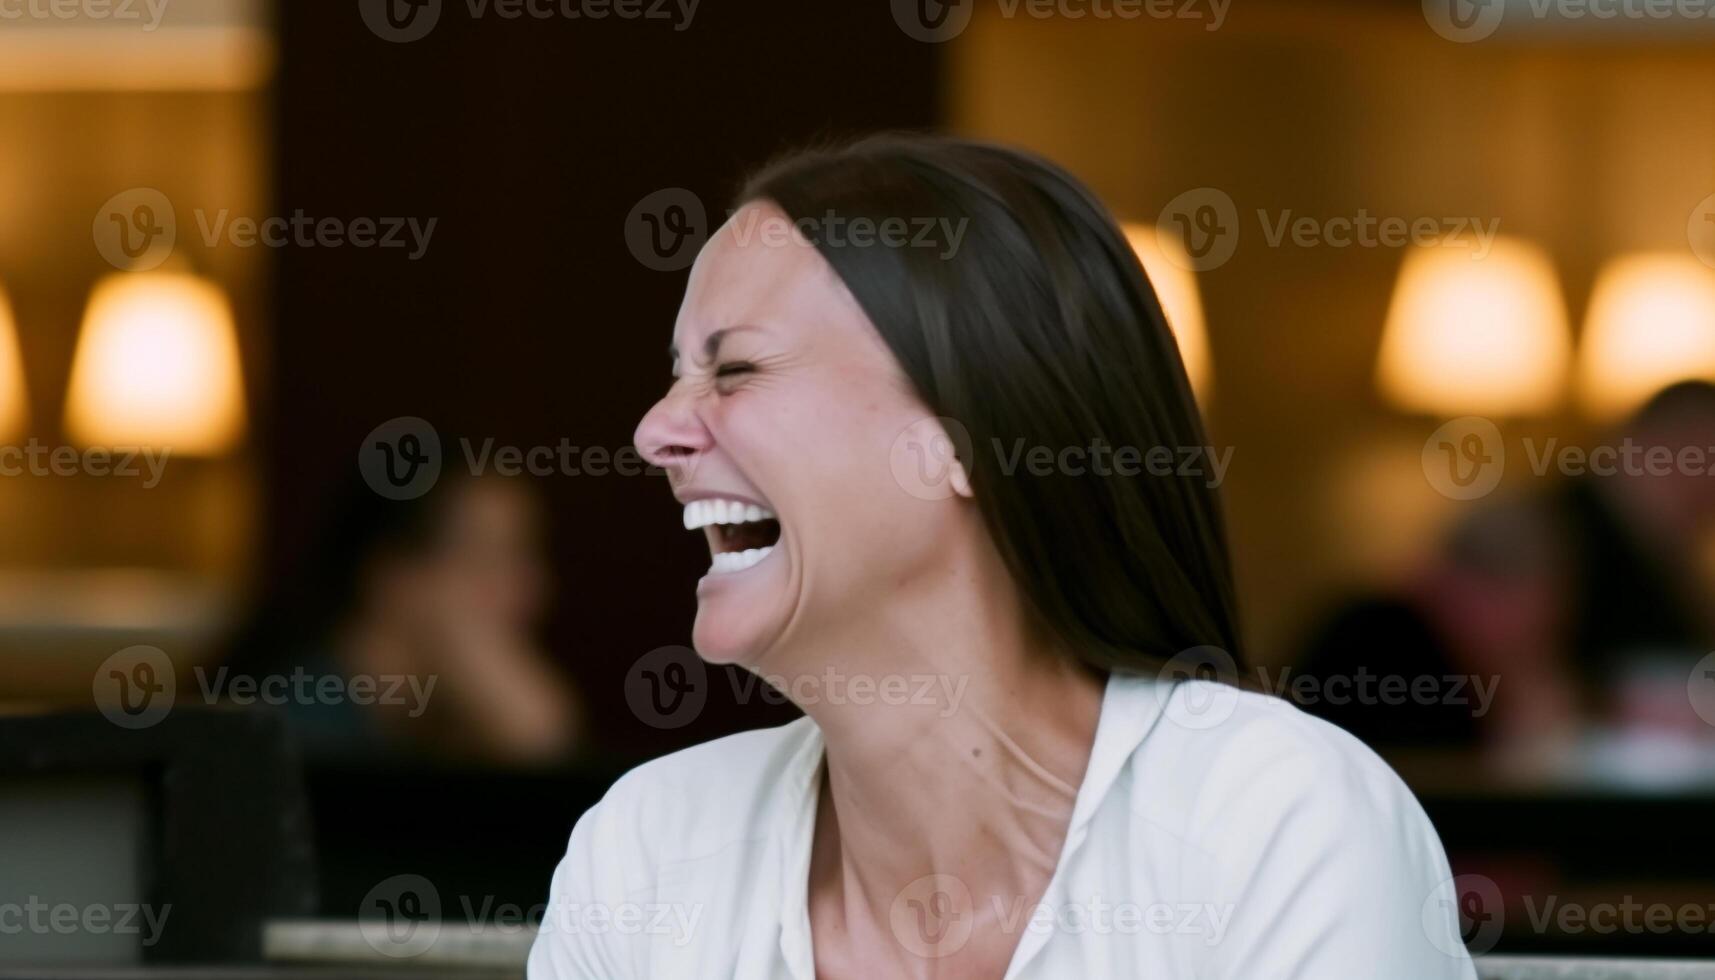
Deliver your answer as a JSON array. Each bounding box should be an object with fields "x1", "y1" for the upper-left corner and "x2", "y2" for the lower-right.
[{"x1": 529, "y1": 672, "x2": 1479, "y2": 979}]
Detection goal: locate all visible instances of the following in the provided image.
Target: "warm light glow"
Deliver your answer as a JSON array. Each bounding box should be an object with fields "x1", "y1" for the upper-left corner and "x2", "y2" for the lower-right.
[
  {"x1": 1124, "y1": 223, "x2": 1213, "y2": 403},
  {"x1": 1377, "y1": 238, "x2": 1571, "y2": 416},
  {"x1": 65, "y1": 273, "x2": 246, "y2": 454},
  {"x1": 1578, "y1": 253, "x2": 1715, "y2": 420},
  {"x1": 0, "y1": 286, "x2": 26, "y2": 441},
  {"x1": 0, "y1": 27, "x2": 274, "y2": 92}
]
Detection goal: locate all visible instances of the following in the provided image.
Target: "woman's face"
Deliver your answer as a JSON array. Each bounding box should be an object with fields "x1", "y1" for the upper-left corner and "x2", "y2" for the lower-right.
[{"x1": 634, "y1": 201, "x2": 971, "y2": 667}]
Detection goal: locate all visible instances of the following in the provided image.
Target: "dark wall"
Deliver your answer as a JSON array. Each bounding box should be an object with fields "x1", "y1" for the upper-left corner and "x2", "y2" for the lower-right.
[{"x1": 270, "y1": 1, "x2": 942, "y2": 757}]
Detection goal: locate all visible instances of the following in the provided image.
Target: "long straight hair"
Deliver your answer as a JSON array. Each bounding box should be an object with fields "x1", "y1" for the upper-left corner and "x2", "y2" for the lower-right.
[{"x1": 740, "y1": 134, "x2": 1245, "y2": 673}]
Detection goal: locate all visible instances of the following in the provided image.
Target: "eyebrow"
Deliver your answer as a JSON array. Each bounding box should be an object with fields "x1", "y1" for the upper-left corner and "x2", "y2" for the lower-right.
[{"x1": 669, "y1": 325, "x2": 764, "y2": 371}]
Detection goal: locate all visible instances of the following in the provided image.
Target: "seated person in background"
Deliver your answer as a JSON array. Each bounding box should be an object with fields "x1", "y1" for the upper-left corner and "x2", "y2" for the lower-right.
[
  {"x1": 1296, "y1": 379, "x2": 1715, "y2": 757},
  {"x1": 1295, "y1": 500, "x2": 1572, "y2": 751},
  {"x1": 1560, "y1": 379, "x2": 1715, "y2": 732},
  {"x1": 225, "y1": 471, "x2": 581, "y2": 765}
]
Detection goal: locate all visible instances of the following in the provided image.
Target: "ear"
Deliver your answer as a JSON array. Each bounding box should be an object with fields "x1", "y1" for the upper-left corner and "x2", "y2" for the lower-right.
[{"x1": 948, "y1": 453, "x2": 974, "y2": 498}]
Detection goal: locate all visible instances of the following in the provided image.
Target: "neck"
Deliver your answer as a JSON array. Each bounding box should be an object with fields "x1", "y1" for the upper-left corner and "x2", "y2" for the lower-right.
[{"x1": 780, "y1": 559, "x2": 1107, "y2": 940}]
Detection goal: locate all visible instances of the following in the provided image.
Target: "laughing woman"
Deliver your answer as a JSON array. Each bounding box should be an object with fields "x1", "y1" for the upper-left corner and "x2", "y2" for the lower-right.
[{"x1": 530, "y1": 136, "x2": 1476, "y2": 979}]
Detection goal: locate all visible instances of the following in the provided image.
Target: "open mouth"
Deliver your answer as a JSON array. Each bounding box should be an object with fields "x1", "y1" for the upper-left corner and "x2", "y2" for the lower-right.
[{"x1": 682, "y1": 498, "x2": 782, "y2": 575}]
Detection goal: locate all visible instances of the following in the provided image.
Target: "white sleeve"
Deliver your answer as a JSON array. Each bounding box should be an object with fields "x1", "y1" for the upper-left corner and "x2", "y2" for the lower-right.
[
  {"x1": 1192, "y1": 716, "x2": 1479, "y2": 980},
  {"x1": 527, "y1": 800, "x2": 637, "y2": 980}
]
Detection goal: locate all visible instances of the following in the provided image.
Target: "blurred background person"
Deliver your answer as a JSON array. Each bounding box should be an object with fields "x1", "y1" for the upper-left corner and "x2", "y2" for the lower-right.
[
  {"x1": 1559, "y1": 379, "x2": 1715, "y2": 736},
  {"x1": 224, "y1": 471, "x2": 581, "y2": 765},
  {"x1": 1297, "y1": 380, "x2": 1715, "y2": 770}
]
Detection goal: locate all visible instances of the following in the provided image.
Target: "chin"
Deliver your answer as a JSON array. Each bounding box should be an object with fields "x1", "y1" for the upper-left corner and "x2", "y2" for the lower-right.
[
  {"x1": 691, "y1": 597, "x2": 788, "y2": 667},
  {"x1": 690, "y1": 558, "x2": 788, "y2": 666}
]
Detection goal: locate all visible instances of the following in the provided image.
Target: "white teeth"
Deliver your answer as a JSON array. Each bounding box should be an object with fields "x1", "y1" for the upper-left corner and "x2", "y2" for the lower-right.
[
  {"x1": 708, "y1": 546, "x2": 773, "y2": 575},
  {"x1": 681, "y1": 498, "x2": 777, "y2": 531}
]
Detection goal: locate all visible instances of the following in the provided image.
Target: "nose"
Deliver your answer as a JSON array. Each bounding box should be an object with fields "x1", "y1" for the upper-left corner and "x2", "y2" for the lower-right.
[{"x1": 634, "y1": 383, "x2": 711, "y2": 481}]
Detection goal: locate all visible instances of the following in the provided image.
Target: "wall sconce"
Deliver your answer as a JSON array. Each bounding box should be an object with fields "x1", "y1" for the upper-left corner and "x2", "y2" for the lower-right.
[
  {"x1": 64, "y1": 272, "x2": 246, "y2": 455},
  {"x1": 1124, "y1": 223, "x2": 1213, "y2": 404},
  {"x1": 1376, "y1": 237, "x2": 1571, "y2": 416},
  {"x1": 1577, "y1": 253, "x2": 1715, "y2": 421},
  {"x1": 0, "y1": 284, "x2": 26, "y2": 442}
]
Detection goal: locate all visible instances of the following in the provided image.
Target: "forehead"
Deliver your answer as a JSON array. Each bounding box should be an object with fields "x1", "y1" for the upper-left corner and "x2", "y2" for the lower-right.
[{"x1": 671, "y1": 201, "x2": 855, "y2": 355}]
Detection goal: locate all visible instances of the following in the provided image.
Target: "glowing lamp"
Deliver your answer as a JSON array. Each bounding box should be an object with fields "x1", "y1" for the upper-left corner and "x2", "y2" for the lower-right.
[
  {"x1": 0, "y1": 285, "x2": 26, "y2": 441},
  {"x1": 1377, "y1": 238, "x2": 1571, "y2": 416},
  {"x1": 1578, "y1": 253, "x2": 1715, "y2": 420},
  {"x1": 64, "y1": 272, "x2": 246, "y2": 454}
]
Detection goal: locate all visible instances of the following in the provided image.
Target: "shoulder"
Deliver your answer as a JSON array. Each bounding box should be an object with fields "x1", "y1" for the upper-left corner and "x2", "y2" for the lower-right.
[
  {"x1": 528, "y1": 717, "x2": 819, "y2": 978},
  {"x1": 1113, "y1": 677, "x2": 1472, "y2": 973},
  {"x1": 1116, "y1": 676, "x2": 1457, "y2": 892},
  {"x1": 554, "y1": 714, "x2": 818, "y2": 887},
  {"x1": 1125, "y1": 677, "x2": 1432, "y2": 835}
]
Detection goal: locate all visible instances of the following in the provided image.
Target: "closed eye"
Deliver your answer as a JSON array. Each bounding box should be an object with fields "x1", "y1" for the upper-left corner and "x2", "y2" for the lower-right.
[{"x1": 713, "y1": 362, "x2": 757, "y2": 392}]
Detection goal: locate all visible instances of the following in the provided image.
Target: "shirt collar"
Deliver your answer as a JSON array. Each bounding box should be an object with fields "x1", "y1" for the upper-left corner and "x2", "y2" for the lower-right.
[{"x1": 1066, "y1": 670, "x2": 1170, "y2": 834}]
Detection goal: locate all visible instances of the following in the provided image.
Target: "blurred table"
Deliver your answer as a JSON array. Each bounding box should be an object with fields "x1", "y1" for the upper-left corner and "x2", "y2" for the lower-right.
[{"x1": 1393, "y1": 749, "x2": 1715, "y2": 957}]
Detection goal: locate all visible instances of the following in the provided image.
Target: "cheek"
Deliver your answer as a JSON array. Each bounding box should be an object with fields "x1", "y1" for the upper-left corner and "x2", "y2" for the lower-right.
[{"x1": 787, "y1": 388, "x2": 953, "y2": 556}]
